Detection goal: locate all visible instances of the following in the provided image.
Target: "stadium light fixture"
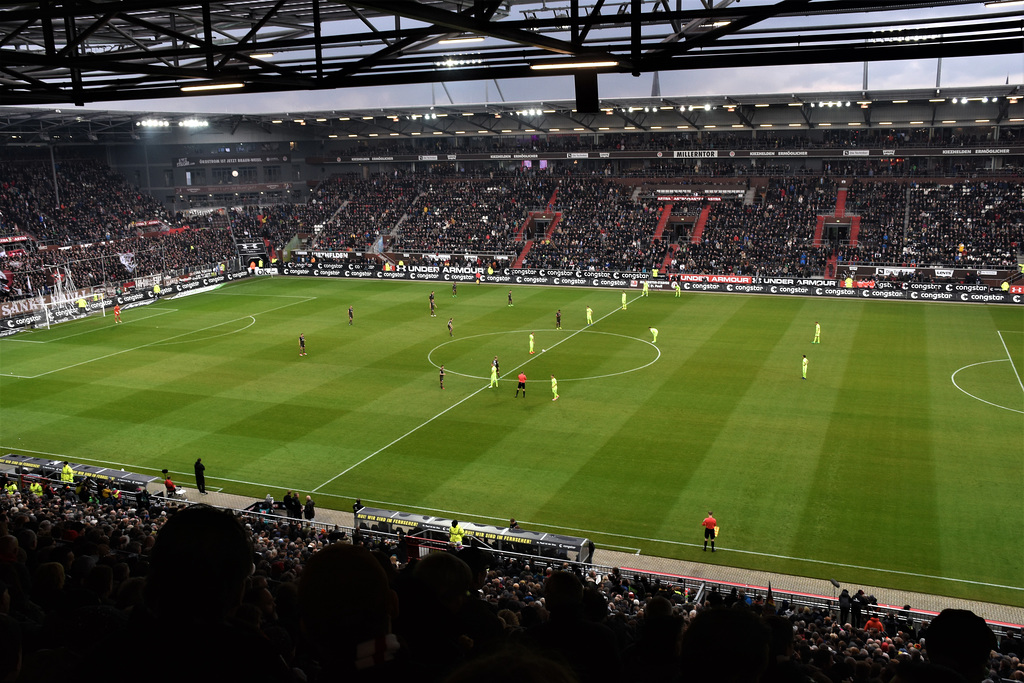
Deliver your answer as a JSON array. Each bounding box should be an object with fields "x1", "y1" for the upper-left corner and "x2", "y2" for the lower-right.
[
  {"x1": 249, "y1": 53, "x2": 274, "y2": 59},
  {"x1": 530, "y1": 60, "x2": 619, "y2": 70},
  {"x1": 438, "y1": 36, "x2": 485, "y2": 44},
  {"x1": 180, "y1": 82, "x2": 244, "y2": 92},
  {"x1": 985, "y1": 0, "x2": 1024, "y2": 7}
]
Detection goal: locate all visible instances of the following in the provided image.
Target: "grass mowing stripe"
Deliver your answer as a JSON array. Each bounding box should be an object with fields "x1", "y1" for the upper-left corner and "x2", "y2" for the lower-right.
[
  {"x1": 312, "y1": 293, "x2": 645, "y2": 492},
  {"x1": 3, "y1": 280, "x2": 1020, "y2": 604}
]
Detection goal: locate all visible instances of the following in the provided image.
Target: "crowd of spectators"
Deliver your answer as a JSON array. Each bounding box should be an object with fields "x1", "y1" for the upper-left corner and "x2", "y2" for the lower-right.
[
  {"x1": 391, "y1": 174, "x2": 557, "y2": 255},
  {"x1": 0, "y1": 159, "x2": 166, "y2": 244},
  {"x1": 525, "y1": 178, "x2": 663, "y2": 272},
  {"x1": 0, "y1": 227, "x2": 237, "y2": 300},
  {"x1": 842, "y1": 180, "x2": 1023, "y2": 269},
  {"x1": 671, "y1": 179, "x2": 835, "y2": 277},
  {"x1": 312, "y1": 175, "x2": 422, "y2": 252},
  {"x1": 3, "y1": 155, "x2": 1022, "y2": 307},
  {"x1": 0, "y1": 480, "x2": 1021, "y2": 683}
]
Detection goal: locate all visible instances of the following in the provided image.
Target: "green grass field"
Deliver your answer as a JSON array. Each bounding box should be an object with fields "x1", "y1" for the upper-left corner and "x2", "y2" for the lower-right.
[{"x1": 1, "y1": 277, "x2": 1021, "y2": 606}]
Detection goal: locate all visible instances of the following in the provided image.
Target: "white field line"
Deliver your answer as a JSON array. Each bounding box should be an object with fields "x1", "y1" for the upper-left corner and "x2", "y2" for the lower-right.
[
  {"x1": 311, "y1": 294, "x2": 644, "y2": 491},
  {"x1": 10, "y1": 297, "x2": 315, "y2": 379},
  {"x1": 997, "y1": 330, "x2": 1024, "y2": 394},
  {"x1": 950, "y1": 360, "x2": 1024, "y2": 414},
  {"x1": 28, "y1": 308, "x2": 179, "y2": 344},
  {"x1": 5, "y1": 446, "x2": 1016, "y2": 591}
]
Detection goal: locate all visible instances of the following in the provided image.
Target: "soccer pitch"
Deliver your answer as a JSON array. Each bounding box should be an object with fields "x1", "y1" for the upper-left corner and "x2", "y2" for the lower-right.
[{"x1": 1, "y1": 277, "x2": 1021, "y2": 606}]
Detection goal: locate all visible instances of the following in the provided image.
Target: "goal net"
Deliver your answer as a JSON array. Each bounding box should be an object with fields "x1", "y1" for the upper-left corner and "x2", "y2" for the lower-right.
[{"x1": 35, "y1": 266, "x2": 106, "y2": 330}]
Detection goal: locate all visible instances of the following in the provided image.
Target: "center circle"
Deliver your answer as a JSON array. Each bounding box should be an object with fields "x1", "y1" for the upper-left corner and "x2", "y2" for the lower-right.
[{"x1": 427, "y1": 329, "x2": 660, "y2": 381}]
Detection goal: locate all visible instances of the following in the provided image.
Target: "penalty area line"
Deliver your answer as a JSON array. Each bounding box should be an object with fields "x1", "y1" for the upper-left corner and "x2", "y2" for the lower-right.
[{"x1": 17, "y1": 297, "x2": 313, "y2": 379}]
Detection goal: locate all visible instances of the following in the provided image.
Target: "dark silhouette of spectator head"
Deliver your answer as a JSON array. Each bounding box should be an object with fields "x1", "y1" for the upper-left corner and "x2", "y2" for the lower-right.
[
  {"x1": 299, "y1": 543, "x2": 397, "y2": 655},
  {"x1": 0, "y1": 613, "x2": 22, "y2": 682},
  {"x1": 443, "y1": 645, "x2": 578, "y2": 683},
  {"x1": 680, "y1": 607, "x2": 771, "y2": 682},
  {"x1": 143, "y1": 504, "x2": 252, "y2": 619},
  {"x1": 924, "y1": 609, "x2": 997, "y2": 682},
  {"x1": 543, "y1": 570, "x2": 584, "y2": 616},
  {"x1": 412, "y1": 550, "x2": 472, "y2": 613},
  {"x1": 456, "y1": 546, "x2": 490, "y2": 591}
]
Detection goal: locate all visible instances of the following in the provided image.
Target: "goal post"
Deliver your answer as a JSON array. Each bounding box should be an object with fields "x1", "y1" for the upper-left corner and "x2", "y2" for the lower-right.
[{"x1": 35, "y1": 265, "x2": 108, "y2": 330}]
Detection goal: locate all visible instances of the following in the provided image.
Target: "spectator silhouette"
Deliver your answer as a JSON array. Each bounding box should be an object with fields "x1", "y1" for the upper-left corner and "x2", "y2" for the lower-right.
[
  {"x1": 526, "y1": 570, "x2": 622, "y2": 683},
  {"x1": 138, "y1": 504, "x2": 293, "y2": 683},
  {"x1": 679, "y1": 607, "x2": 770, "y2": 683},
  {"x1": 920, "y1": 608, "x2": 997, "y2": 682},
  {"x1": 298, "y1": 542, "x2": 407, "y2": 681},
  {"x1": 620, "y1": 595, "x2": 683, "y2": 682}
]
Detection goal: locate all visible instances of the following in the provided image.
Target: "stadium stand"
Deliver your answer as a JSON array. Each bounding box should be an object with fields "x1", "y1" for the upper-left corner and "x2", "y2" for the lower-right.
[
  {"x1": 0, "y1": 478, "x2": 1020, "y2": 683},
  {"x1": 3, "y1": 143, "x2": 1023, "y2": 305}
]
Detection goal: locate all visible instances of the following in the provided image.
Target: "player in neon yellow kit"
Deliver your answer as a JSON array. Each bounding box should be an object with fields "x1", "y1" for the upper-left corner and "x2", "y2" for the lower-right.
[
  {"x1": 621, "y1": 291, "x2": 627, "y2": 310},
  {"x1": 642, "y1": 280, "x2": 649, "y2": 297},
  {"x1": 802, "y1": 355, "x2": 808, "y2": 379},
  {"x1": 490, "y1": 364, "x2": 499, "y2": 388},
  {"x1": 586, "y1": 306, "x2": 593, "y2": 325},
  {"x1": 649, "y1": 327, "x2": 659, "y2": 343},
  {"x1": 529, "y1": 333, "x2": 535, "y2": 355},
  {"x1": 812, "y1": 321, "x2": 821, "y2": 344},
  {"x1": 550, "y1": 375, "x2": 559, "y2": 401}
]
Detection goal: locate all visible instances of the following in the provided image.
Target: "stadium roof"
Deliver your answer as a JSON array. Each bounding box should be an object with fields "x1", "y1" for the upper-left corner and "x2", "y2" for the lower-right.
[{"x1": 1, "y1": 0, "x2": 1021, "y2": 108}]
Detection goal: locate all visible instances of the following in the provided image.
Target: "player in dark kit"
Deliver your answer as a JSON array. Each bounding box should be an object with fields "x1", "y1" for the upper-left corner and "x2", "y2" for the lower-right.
[
  {"x1": 430, "y1": 291, "x2": 436, "y2": 317},
  {"x1": 439, "y1": 365, "x2": 445, "y2": 389},
  {"x1": 299, "y1": 333, "x2": 306, "y2": 356},
  {"x1": 555, "y1": 309, "x2": 562, "y2": 330},
  {"x1": 492, "y1": 356, "x2": 500, "y2": 378},
  {"x1": 348, "y1": 306, "x2": 354, "y2": 325},
  {"x1": 452, "y1": 282, "x2": 457, "y2": 298},
  {"x1": 507, "y1": 290, "x2": 514, "y2": 307},
  {"x1": 447, "y1": 317, "x2": 454, "y2": 336}
]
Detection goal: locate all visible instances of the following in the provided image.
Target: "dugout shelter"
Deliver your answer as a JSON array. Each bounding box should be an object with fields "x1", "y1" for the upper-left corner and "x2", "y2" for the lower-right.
[{"x1": 355, "y1": 506, "x2": 593, "y2": 564}]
